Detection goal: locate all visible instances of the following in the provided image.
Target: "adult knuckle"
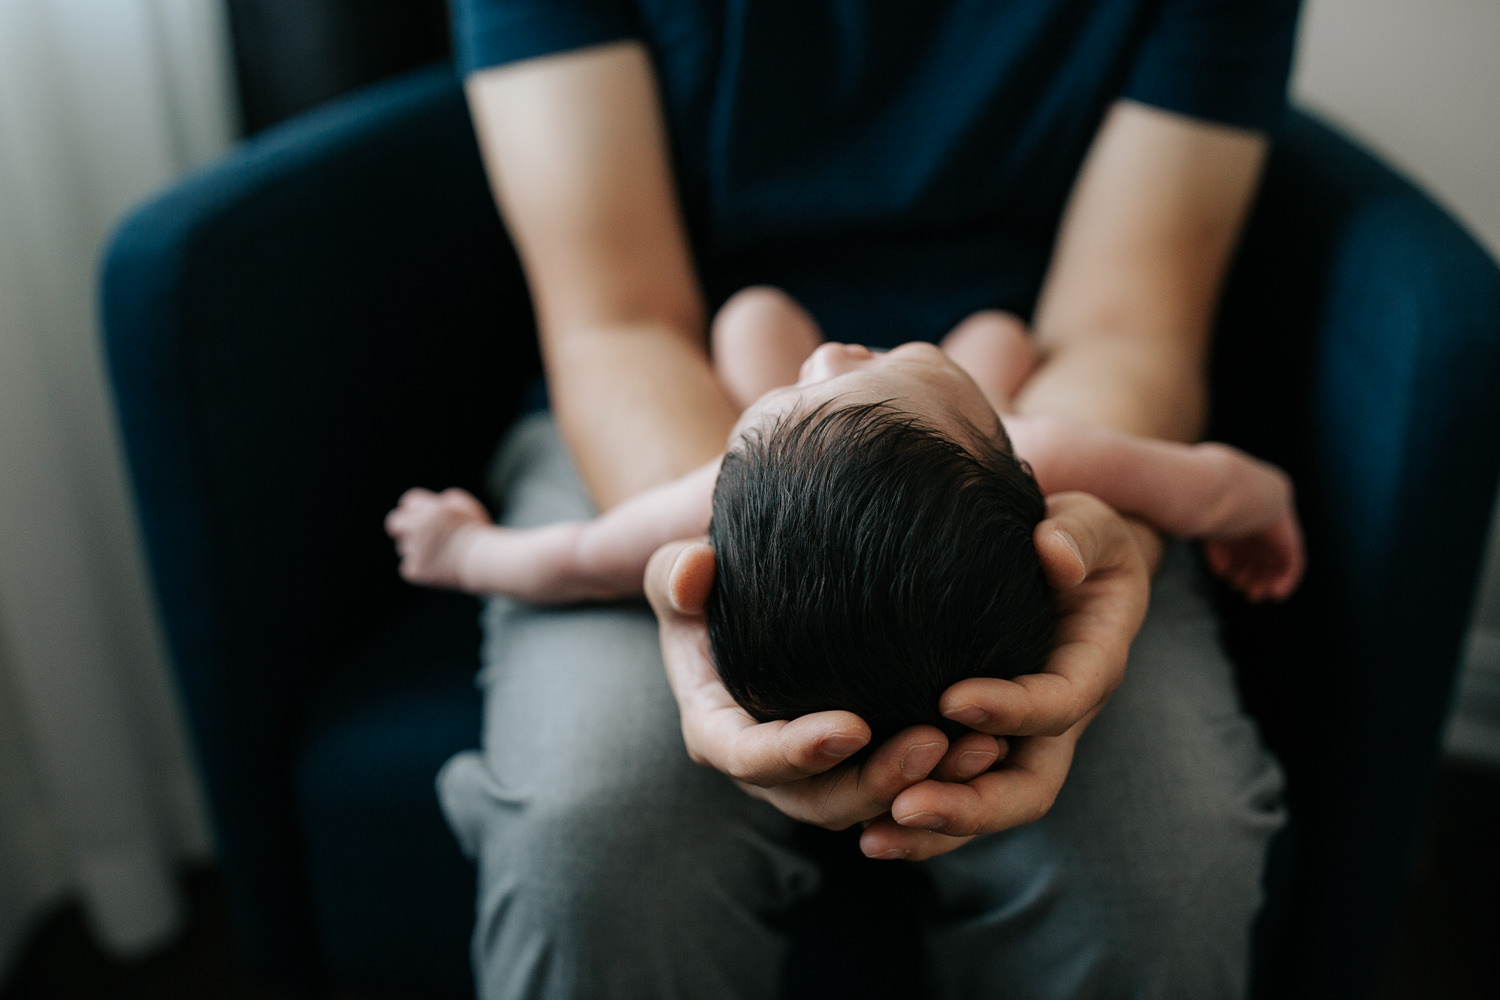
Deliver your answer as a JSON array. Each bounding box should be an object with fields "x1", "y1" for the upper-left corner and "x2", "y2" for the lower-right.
[
  {"x1": 947, "y1": 815, "x2": 980, "y2": 838},
  {"x1": 679, "y1": 726, "x2": 711, "y2": 768},
  {"x1": 1024, "y1": 790, "x2": 1059, "y2": 827},
  {"x1": 725, "y1": 756, "x2": 765, "y2": 785}
]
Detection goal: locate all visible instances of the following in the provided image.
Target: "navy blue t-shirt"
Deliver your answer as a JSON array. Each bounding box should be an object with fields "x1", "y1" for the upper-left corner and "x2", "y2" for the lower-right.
[{"x1": 452, "y1": 0, "x2": 1300, "y2": 346}]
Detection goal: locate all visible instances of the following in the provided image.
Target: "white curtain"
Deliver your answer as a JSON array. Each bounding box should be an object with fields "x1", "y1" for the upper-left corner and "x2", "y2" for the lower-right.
[{"x1": 0, "y1": 0, "x2": 237, "y2": 977}]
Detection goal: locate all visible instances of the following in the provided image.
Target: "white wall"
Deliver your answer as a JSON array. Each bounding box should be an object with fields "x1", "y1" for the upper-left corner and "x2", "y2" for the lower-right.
[
  {"x1": 1293, "y1": 0, "x2": 1500, "y2": 261},
  {"x1": 1291, "y1": 0, "x2": 1500, "y2": 764}
]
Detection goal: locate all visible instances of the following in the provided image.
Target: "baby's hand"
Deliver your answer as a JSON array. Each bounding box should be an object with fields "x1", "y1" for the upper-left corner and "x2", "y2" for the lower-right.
[
  {"x1": 1202, "y1": 508, "x2": 1305, "y2": 603},
  {"x1": 385, "y1": 487, "x2": 491, "y2": 590}
]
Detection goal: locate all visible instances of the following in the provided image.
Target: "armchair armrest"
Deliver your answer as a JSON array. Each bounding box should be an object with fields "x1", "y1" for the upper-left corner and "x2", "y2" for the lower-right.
[
  {"x1": 101, "y1": 64, "x2": 537, "y2": 977},
  {"x1": 1212, "y1": 109, "x2": 1500, "y2": 996}
]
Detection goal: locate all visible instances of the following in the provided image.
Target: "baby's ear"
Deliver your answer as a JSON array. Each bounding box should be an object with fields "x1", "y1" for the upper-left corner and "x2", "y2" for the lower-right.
[{"x1": 667, "y1": 540, "x2": 718, "y2": 613}]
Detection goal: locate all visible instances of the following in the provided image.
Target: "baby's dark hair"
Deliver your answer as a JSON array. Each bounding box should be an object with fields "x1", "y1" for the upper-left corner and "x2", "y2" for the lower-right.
[{"x1": 705, "y1": 399, "x2": 1054, "y2": 743}]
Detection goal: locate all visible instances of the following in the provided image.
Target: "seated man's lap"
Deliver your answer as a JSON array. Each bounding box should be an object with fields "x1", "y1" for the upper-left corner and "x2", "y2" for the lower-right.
[
  {"x1": 438, "y1": 413, "x2": 820, "y2": 997},
  {"x1": 922, "y1": 544, "x2": 1286, "y2": 999},
  {"x1": 440, "y1": 414, "x2": 1285, "y2": 999}
]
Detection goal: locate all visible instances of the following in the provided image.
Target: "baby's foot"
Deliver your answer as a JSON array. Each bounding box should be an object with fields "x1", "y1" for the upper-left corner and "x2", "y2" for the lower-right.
[
  {"x1": 940, "y1": 311, "x2": 1037, "y2": 412},
  {"x1": 711, "y1": 286, "x2": 823, "y2": 409},
  {"x1": 385, "y1": 487, "x2": 491, "y2": 590},
  {"x1": 1202, "y1": 510, "x2": 1306, "y2": 604}
]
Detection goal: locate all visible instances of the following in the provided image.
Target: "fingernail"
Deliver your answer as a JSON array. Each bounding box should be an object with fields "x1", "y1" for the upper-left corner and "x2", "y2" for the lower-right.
[
  {"x1": 900, "y1": 741, "x2": 945, "y2": 779},
  {"x1": 895, "y1": 811, "x2": 945, "y2": 831},
  {"x1": 821, "y1": 734, "x2": 866, "y2": 759},
  {"x1": 666, "y1": 547, "x2": 695, "y2": 610},
  {"x1": 944, "y1": 706, "x2": 988, "y2": 727},
  {"x1": 869, "y1": 848, "x2": 909, "y2": 861},
  {"x1": 1054, "y1": 527, "x2": 1082, "y2": 566},
  {"x1": 955, "y1": 750, "x2": 993, "y2": 775}
]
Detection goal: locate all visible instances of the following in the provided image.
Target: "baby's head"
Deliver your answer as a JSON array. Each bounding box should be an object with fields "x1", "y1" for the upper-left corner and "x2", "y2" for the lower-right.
[{"x1": 705, "y1": 342, "x2": 1054, "y2": 742}]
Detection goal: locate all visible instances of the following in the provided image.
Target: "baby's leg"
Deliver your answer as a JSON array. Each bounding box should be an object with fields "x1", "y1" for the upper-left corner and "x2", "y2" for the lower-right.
[
  {"x1": 711, "y1": 287, "x2": 823, "y2": 410},
  {"x1": 939, "y1": 311, "x2": 1037, "y2": 414}
]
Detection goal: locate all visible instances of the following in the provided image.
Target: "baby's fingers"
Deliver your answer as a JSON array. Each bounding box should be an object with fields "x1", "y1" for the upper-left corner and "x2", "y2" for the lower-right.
[
  {"x1": 396, "y1": 487, "x2": 439, "y2": 508},
  {"x1": 386, "y1": 488, "x2": 436, "y2": 528}
]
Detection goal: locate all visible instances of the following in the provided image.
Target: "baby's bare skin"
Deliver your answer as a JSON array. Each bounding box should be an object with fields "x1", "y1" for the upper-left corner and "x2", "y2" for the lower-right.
[{"x1": 388, "y1": 287, "x2": 1303, "y2": 605}]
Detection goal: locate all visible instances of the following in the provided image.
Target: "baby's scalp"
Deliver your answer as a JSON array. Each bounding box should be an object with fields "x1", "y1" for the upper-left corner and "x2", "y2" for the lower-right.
[
  {"x1": 706, "y1": 397, "x2": 1052, "y2": 742},
  {"x1": 729, "y1": 340, "x2": 1009, "y2": 457}
]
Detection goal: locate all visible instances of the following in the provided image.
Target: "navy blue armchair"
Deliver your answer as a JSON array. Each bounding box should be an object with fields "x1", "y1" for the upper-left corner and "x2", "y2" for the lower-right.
[{"x1": 101, "y1": 65, "x2": 1500, "y2": 998}]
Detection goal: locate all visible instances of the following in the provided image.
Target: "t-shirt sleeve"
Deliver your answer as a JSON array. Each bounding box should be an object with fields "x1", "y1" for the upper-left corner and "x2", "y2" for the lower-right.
[
  {"x1": 450, "y1": 0, "x2": 639, "y2": 77},
  {"x1": 1123, "y1": 0, "x2": 1302, "y2": 131}
]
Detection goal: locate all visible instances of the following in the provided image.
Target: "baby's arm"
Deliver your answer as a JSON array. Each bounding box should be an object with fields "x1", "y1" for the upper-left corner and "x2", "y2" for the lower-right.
[
  {"x1": 1008, "y1": 416, "x2": 1305, "y2": 602},
  {"x1": 386, "y1": 457, "x2": 720, "y2": 604}
]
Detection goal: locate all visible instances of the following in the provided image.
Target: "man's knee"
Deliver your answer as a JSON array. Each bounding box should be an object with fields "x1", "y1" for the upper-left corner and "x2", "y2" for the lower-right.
[
  {"x1": 443, "y1": 742, "x2": 816, "y2": 915},
  {"x1": 442, "y1": 747, "x2": 816, "y2": 999},
  {"x1": 1067, "y1": 715, "x2": 1285, "y2": 996},
  {"x1": 926, "y1": 778, "x2": 1281, "y2": 999},
  {"x1": 1108, "y1": 779, "x2": 1282, "y2": 994}
]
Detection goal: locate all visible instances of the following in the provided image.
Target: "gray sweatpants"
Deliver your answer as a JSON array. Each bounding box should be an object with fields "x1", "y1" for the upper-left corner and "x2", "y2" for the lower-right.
[{"x1": 438, "y1": 413, "x2": 1286, "y2": 999}]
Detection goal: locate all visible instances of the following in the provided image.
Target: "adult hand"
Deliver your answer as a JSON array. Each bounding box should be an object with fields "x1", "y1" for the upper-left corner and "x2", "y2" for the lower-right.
[
  {"x1": 859, "y1": 491, "x2": 1159, "y2": 860},
  {"x1": 644, "y1": 539, "x2": 1006, "y2": 830}
]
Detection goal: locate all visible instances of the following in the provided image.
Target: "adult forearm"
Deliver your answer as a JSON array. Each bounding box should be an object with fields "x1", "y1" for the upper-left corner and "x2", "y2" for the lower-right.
[
  {"x1": 1013, "y1": 104, "x2": 1266, "y2": 445},
  {"x1": 1011, "y1": 336, "x2": 1204, "y2": 582},
  {"x1": 544, "y1": 319, "x2": 738, "y2": 510},
  {"x1": 1013, "y1": 334, "x2": 1208, "y2": 444},
  {"x1": 463, "y1": 44, "x2": 731, "y2": 509}
]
